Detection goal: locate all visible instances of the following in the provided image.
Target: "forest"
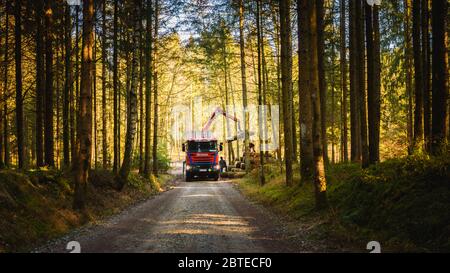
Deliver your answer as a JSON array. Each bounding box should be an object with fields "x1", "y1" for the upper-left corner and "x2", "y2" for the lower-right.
[{"x1": 0, "y1": 0, "x2": 448, "y2": 253}]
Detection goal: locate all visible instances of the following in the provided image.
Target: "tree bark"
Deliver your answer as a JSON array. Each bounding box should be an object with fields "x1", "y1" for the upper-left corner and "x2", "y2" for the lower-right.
[
  {"x1": 256, "y1": 0, "x2": 265, "y2": 185},
  {"x1": 309, "y1": 0, "x2": 328, "y2": 209},
  {"x1": 421, "y1": 0, "x2": 431, "y2": 152},
  {"x1": 3, "y1": 9, "x2": 9, "y2": 167},
  {"x1": 280, "y1": 0, "x2": 293, "y2": 186},
  {"x1": 372, "y1": 5, "x2": 381, "y2": 163},
  {"x1": 317, "y1": 0, "x2": 327, "y2": 163},
  {"x1": 270, "y1": 1, "x2": 282, "y2": 164},
  {"x1": 93, "y1": 33, "x2": 98, "y2": 169},
  {"x1": 15, "y1": 0, "x2": 25, "y2": 169},
  {"x1": 152, "y1": 0, "x2": 159, "y2": 175},
  {"x1": 73, "y1": 0, "x2": 94, "y2": 210},
  {"x1": 339, "y1": 0, "x2": 348, "y2": 162},
  {"x1": 366, "y1": 3, "x2": 381, "y2": 164},
  {"x1": 431, "y1": 0, "x2": 448, "y2": 154},
  {"x1": 35, "y1": 0, "x2": 45, "y2": 167},
  {"x1": 413, "y1": 0, "x2": 424, "y2": 149},
  {"x1": 404, "y1": 0, "x2": 414, "y2": 154},
  {"x1": 330, "y1": 39, "x2": 336, "y2": 163},
  {"x1": 221, "y1": 20, "x2": 232, "y2": 167},
  {"x1": 144, "y1": 0, "x2": 153, "y2": 176},
  {"x1": 139, "y1": 23, "x2": 144, "y2": 174},
  {"x1": 72, "y1": 5, "x2": 80, "y2": 166},
  {"x1": 349, "y1": 0, "x2": 361, "y2": 162},
  {"x1": 44, "y1": 0, "x2": 54, "y2": 167},
  {"x1": 118, "y1": 0, "x2": 141, "y2": 188},
  {"x1": 356, "y1": 0, "x2": 369, "y2": 168},
  {"x1": 101, "y1": 0, "x2": 108, "y2": 169},
  {"x1": 238, "y1": 0, "x2": 251, "y2": 172},
  {"x1": 63, "y1": 3, "x2": 73, "y2": 169},
  {"x1": 0, "y1": 4, "x2": 3, "y2": 168},
  {"x1": 260, "y1": 10, "x2": 269, "y2": 159},
  {"x1": 298, "y1": 0, "x2": 313, "y2": 183},
  {"x1": 113, "y1": 0, "x2": 119, "y2": 173}
]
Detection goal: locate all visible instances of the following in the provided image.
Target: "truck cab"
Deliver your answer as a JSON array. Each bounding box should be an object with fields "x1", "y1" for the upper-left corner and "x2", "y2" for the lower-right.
[{"x1": 182, "y1": 138, "x2": 223, "y2": 181}]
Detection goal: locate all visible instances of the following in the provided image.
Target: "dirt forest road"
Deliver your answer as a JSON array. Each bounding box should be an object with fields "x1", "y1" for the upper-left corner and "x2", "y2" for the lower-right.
[{"x1": 37, "y1": 164, "x2": 341, "y2": 253}]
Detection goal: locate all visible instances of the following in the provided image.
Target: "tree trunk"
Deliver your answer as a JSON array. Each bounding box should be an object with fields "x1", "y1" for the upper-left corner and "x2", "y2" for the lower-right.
[
  {"x1": 55, "y1": 44, "x2": 61, "y2": 168},
  {"x1": 317, "y1": 0, "x2": 327, "y2": 163},
  {"x1": 309, "y1": 0, "x2": 328, "y2": 209},
  {"x1": 221, "y1": 21, "x2": 232, "y2": 167},
  {"x1": 118, "y1": 0, "x2": 141, "y2": 188},
  {"x1": 280, "y1": 0, "x2": 293, "y2": 186},
  {"x1": 291, "y1": 85, "x2": 297, "y2": 160},
  {"x1": 298, "y1": 0, "x2": 313, "y2": 183},
  {"x1": 44, "y1": 0, "x2": 54, "y2": 167},
  {"x1": 93, "y1": 36, "x2": 98, "y2": 169},
  {"x1": 63, "y1": 3, "x2": 73, "y2": 169},
  {"x1": 256, "y1": 0, "x2": 265, "y2": 186},
  {"x1": 413, "y1": 0, "x2": 424, "y2": 149},
  {"x1": 270, "y1": 1, "x2": 282, "y2": 164},
  {"x1": 72, "y1": 5, "x2": 80, "y2": 167},
  {"x1": 3, "y1": 10, "x2": 9, "y2": 167},
  {"x1": 372, "y1": 5, "x2": 381, "y2": 163},
  {"x1": 366, "y1": 3, "x2": 381, "y2": 165},
  {"x1": 152, "y1": 0, "x2": 159, "y2": 175},
  {"x1": 0, "y1": 5, "x2": 3, "y2": 168},
  {"x1": 349, "y1": 0, "x2": 361, "y2": 162},
  {"x1": 73, "y1": 0, "x2": 94, "y2": 210},
  {"x1": 261, "y1": 11, "x2": 269, "y2": 159},
  {"x1": 422, "y1": 0, "x2": 431, "y2": 152},
  {"x1": 339, "y1": 0, "x2": 348, "y2": 162},
  {"x1": 330, "y1": 36, "x2": 336, "y2": 163},
  {"x1": 404, "y1": 0, "x2": 414, "y2": 154},
  {"x1": 144, "y1": 0, "x2": 153, "y2": 176},
  {"x1": 101, "y1": 0, "x2": 108, "y2": 169},
  {"x1": 238, "y1": 0, "x2": 251, "y2": 172},
  {"x1": 138, "y1": 15, "x2": 144, "y2": 174},
  {"x1": 113, "y1": 0, "x2": 119, "y2": 173},
  {"x1": 431, "y1": 0, "x2": 448, "y2": 154},
  {"x1": 35, "y1": 0, "x2": 45, "y2": 167},
  {"x1": 356, "y1": 0, "x2": 369, "y2": 168},
  {"x1": 15, "y1": 0, "x2": 25, "y2": 169}
]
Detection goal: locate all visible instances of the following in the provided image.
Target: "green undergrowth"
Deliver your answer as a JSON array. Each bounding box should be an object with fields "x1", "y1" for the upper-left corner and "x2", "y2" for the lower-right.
[
  {"x1": 237, "y1": 153, "x2": 450, "y2": 252},
  {"x1": 0, "y1": 168, "x2": 174, "y2": 252}
]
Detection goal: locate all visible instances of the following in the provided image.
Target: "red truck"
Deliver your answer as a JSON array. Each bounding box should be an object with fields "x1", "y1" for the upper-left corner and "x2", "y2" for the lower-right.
[
  {"x1": 182, "y1": 107, "x2": 243, "y2": 182},
  {"x1": 182, "y1": 135, "x2": 222, "y2": 181}
]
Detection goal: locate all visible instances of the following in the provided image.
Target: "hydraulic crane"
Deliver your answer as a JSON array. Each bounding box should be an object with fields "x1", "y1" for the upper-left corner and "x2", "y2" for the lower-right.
[{"x1": 182, "y1": 107, "x2": 244, "y2": 181}]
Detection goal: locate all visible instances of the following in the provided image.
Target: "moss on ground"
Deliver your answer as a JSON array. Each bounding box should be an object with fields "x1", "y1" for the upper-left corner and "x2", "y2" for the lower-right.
[
  {"x1": 236, "y1": 153, "x2": 450, "y2": 252},
  {"x1": 0, "y1": 169, "x2": 174, "y2": 252}
]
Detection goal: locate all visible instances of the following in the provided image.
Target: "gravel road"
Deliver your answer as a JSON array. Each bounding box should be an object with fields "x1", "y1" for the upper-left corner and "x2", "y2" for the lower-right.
[{"x1": 37, "y1": 176, "x2": 322, "y2": 253}]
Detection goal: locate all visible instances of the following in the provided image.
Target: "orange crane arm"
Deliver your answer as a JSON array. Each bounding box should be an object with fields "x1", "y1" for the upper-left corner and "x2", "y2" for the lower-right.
[{"x1": 202, "y1": 107, "x2": 243, "y2": 140}]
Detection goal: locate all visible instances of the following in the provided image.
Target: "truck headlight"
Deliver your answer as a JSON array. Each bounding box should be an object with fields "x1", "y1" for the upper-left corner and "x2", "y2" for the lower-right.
[
  {"x1": 186, "y1": 165, "x2": 191, "y2": 170},
  {"x1": 214, "y1": 165, "x2": 220, "y2": 170}
]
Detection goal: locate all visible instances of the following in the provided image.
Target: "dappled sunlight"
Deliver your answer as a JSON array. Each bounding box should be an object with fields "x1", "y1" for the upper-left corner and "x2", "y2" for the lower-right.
[
  {"x1": 172, "y1": 186, "x2": 221, "y2": 189},
  {"x1": 173, "y1": 181, "x2": 231, "y2": 189},
  {"x1": 206, "y1": 180, "x2": 233, "y2": 184},
  {"x1": 180, "y1": 194, "x2": 218, "y2": 198},
  {"x1": 157, "y1": 213, "x2": 257, "y2": 236}
]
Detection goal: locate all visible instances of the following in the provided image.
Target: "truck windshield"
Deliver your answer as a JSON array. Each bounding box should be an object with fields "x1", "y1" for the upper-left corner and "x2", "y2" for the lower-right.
[{"x1": 188, "y1": 141, "x2": 217, "y2": 152}]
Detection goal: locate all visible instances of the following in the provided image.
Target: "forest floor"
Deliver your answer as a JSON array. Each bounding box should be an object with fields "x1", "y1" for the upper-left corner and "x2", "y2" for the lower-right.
[
  {"x1": 0, "y1": 168, "x2": 175, "y2": 252},
  {"x1": 236, "y1": 153, "x2": 450, "y2": 252}
]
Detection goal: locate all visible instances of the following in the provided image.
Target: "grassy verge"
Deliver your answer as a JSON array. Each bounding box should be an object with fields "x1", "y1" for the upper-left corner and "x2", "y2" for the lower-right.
[
  {"x1": 0, "y1": 169, "x2": 175, "y2": 252},
  {"x1": 236, "y1": 154, "x2": 450, "y2": 252}
]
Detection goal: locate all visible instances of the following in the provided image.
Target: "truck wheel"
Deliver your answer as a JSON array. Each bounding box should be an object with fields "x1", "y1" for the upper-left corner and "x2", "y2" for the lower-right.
[
  {"x1": 213, "y1": 174, "x2": 219, "y2": 181},
  {"x1": 185, "y1": 172, "x2": 192, "y2": 182}
]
